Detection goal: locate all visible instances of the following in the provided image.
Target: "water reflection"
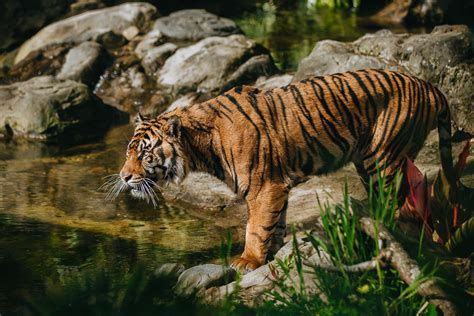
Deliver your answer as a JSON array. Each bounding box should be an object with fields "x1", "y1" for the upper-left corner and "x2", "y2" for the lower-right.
[{"x1": 235, "y1": 2, "x2": 425, "y2": 71}]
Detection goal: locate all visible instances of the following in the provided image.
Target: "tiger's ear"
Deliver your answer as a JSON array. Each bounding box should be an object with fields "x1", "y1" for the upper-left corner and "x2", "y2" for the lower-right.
[
  {"x1": 165, "y1": 115, "x2": 181, "y2": 138},
  {"x1": 135, "y1": 113, "x2": 147, "y2": 126}
]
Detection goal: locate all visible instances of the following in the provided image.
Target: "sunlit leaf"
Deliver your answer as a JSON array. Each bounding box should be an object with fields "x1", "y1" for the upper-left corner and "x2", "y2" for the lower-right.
[{"x1": 445, "y1": 217, "x2": 474, "y2": 257}]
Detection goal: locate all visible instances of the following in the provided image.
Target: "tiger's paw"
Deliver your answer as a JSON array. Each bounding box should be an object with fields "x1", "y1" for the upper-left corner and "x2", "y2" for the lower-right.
[{"x1": 230, "y1": 256, "x2": 261, "y2": 274}]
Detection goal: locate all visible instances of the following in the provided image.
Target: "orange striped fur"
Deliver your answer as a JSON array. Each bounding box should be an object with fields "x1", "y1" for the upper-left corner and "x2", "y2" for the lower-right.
[{"x1": 119, "y1": 69, "x2": 455, "y2": 272}]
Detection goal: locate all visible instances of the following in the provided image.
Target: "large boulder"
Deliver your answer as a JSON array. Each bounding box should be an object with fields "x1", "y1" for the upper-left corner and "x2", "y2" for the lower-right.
[
  {"x1": 157, "y1": 34, "x2": 276, "y2": 95},
  {"x1": 154, "y1": 9, "x2": 241, "y2": 41},
  {"x1": 57, "y1": 41, "x2": 107, "y2": 85},
  {"x1": 14, "y1": 2, "x2": 157, "y2": 64},
  {"x1": 0, "y1": 76, "x2": 126, "y2": 140},
  {"x1": 294, "y1": 25, "x2": 474, "y2": 135}
]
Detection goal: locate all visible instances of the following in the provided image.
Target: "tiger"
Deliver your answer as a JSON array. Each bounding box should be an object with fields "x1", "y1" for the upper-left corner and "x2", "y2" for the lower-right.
[{"x1": 116, "y1": 69, "x2": 458, "y2": 273}]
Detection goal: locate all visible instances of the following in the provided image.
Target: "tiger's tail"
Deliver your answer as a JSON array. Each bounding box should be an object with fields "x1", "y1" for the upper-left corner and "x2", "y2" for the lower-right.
[
  {"x1": 437, "y1": 91, "x2": 473, "y2": 196},
  {"x1": 436, "y1": 90, "x2": 458, "y2": 192}
]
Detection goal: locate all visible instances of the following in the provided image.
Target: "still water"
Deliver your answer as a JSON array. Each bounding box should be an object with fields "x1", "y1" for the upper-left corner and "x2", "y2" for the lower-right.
[{"x1": 0, "y1": 1, "x2": 424, "y2": 313}]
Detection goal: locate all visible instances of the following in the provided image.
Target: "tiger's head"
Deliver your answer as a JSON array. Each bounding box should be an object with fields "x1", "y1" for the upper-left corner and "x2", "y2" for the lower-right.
[{"x1": 117, "y1": 113, "x2": 189, "y2": 204}]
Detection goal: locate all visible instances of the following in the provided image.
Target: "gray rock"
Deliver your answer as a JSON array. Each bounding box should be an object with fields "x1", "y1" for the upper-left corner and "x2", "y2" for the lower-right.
[
  {"x1": 174, "y1": 264, "x2": 236, "y2": 298},
  {"x1": 201, "y1": 241, "x2": 332, "y2": 307},
  {"x1": 294, "y1": 25, "x2": 474, "y2": 135},
  {"x1": 140, "y1": 43, "x2": 178, "y2": 76},
  {"x1": 154, "y1": 263, "x2": 186, "y2": 282},
  {"x1": 14, "y1": 2, "x2": 157, "y2": 63},
  {"x1": 57, "y1": 41, "x2": 106, "y2": 85},
  {"x1": 222, "y1": 54, "x2": 278, "y2": 92},
  {"x1": 294, "y1": 39, "x2": 388, "y2": 81},
  {"x1": 157, "y1": 35, "x2": 270, "y2": 95},
  {"x1": 154, "y1": 9, "x2": 241, "y2": 41},
  {"x1": 134, "y1": 29, "x2": 164, "y2": 59},
  {"x1": 160, "y1": 172, "x2": 240, "y2": 210},
  {"x1": 0, "y1": 76, "x2": 125, "y2": 140},
  {"x1": 255, "y1": 74, "x2": 294, "y2": 91}
]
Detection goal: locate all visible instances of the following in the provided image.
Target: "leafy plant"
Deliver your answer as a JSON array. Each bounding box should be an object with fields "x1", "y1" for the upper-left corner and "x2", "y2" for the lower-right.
[{"x1": 400, "y1": 141, "x2": 473, "y2": 255}]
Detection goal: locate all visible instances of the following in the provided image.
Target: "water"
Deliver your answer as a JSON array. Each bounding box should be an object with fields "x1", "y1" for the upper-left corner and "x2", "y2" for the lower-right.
[
  {"x1": 0, "y1": 1, "x2": 425, "y2": 313},
  {"x1": 0, "y1": 125, "x2": 225, "y2": 313}
]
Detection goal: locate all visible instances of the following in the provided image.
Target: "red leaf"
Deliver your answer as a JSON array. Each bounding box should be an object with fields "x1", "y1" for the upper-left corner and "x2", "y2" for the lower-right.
[{"x1": 400, "y1": 158, "x2": 433, "y2": 234}]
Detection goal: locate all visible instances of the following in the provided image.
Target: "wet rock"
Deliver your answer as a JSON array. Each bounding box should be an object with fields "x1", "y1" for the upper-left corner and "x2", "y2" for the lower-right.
[
  {"x1": 14, "y1": 2, "x2": 157, "y2": 63},
  {"x1": 158, "y1": 35, "x2": 273, "y2": 95},
  {"x1": 369, "y1": 0, "x2": 472, "y2": 26},
  {"x1": 95, "y1": 31, "x2": 128, "y2": 50},
  {"x1": 1, "y1": 43, "x2": 72, "y2": 84},
  {"x1": 255, "y1": 74, "x2": 294, "y2": 91},
  {"x1": 140, "y1": 43, "x2": 177, "y2": 76},
  {"x1": 0, "y1": 76, "x2": 126, "y2": 140},
  {"x1": 201, "y1": 240, "x2": 332, "y2": 307},
  {"x1": 154, "y1": 263, "x2": 186, "y2": 283},
  {"x1": 154, "y1": 9, "x2": 241, "y2": 41},
  {"x1": 57, "y1": 41, "x2": 107, "y2": 85},
  {"x1": 174, "y1": 264, "x2": 236, "y2": 298},
  {"x1": 222, "y1": 54, "x2": 278, "y2": 92},
  {"x1": 294, "y1": 25, "x2": 474, "y2": 135},
  {"x1": 94, "y1": 59, "x2": 166, "y2": 114}
]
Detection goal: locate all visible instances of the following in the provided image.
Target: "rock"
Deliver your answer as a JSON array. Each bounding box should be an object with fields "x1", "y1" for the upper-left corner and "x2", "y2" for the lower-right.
[
  {"x1": 122, "y1": 26, "x2": 139, "y2": 41},
  {"x1": 0, "y1": 76, "x2": 126, "y2": 140},
  {"x1": 294, "y1": 25, "x2": 474, "y2": 135},
  {"x1": 221, "y1": 54, "x2": 278, "y2": 92},
  {"x1": 201, "y1": 240, "x2": 332, "y2": 307},
  {"x1": 160, "y1": 172, "x2": 240, "y2": 210},
  {"x1": 369, "y1": 0, "x2": 472, "y2": 26},
  {"x1": 70, "y1": 0, "x2": 105, "y2": 15},
  {"x1": 165, "y1": 93, "x2": 199, "y2": 113},
  {"x1": 158, "y1": 35, "x2": 273, "y2": 95},
  {"x1": 57, "y1": 41, "x2": 107, "y2": 85},
  {"x1": 1, "y1": 43, "x2": 72, "y2": 84},
  {"x1": 154, "y1": 9, "x2": 241, "y2": 41},
  {"x1": 134, "y1": 29, "x2": 164, "y2": 59},
  {"x1": 14, "y1": 2, "x2": 157, "y2": 63},
  {"x1": 255, "y1": 74, "x2": 293, "y2": 91},
  {"x1": 140, "y1": 43, "x2": 177, "y2": 76},
  {"x1": 95, "y1": 31, "x2": 127, "y2": 50},
  {"x1": 294, "y1": 39, "x2": 387, "y2": 81},
  {"x1": 174, "y1": 264, "x2": 236, "y2": 298},
  {"x1": 94, "y1": 60, "x2": 167, "y2": 114},
  {"x1": 154, "y1": 263, "x2": 186, "y2": 282}
]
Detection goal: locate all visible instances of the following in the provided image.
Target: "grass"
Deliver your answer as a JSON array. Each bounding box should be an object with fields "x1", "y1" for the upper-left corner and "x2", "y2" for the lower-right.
[{"x1": 256, "y1": 173, "x2": 440, "y2": 316}]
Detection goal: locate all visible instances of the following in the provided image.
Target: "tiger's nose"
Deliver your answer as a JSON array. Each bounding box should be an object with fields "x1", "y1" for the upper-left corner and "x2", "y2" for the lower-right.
[{"x1": 120, "y1": 171, "x2": 132, "y2": 183}]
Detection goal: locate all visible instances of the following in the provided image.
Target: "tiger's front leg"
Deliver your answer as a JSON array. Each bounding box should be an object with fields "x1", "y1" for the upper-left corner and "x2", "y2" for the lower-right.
[{"x1": 231, "y1": 182, "x2": 289, "y2": 273}]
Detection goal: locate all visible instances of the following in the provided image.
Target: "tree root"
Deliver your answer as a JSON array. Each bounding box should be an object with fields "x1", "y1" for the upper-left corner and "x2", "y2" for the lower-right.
[{"x1": 359, "y1": 217, "x2": 458, "y2": 316}]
